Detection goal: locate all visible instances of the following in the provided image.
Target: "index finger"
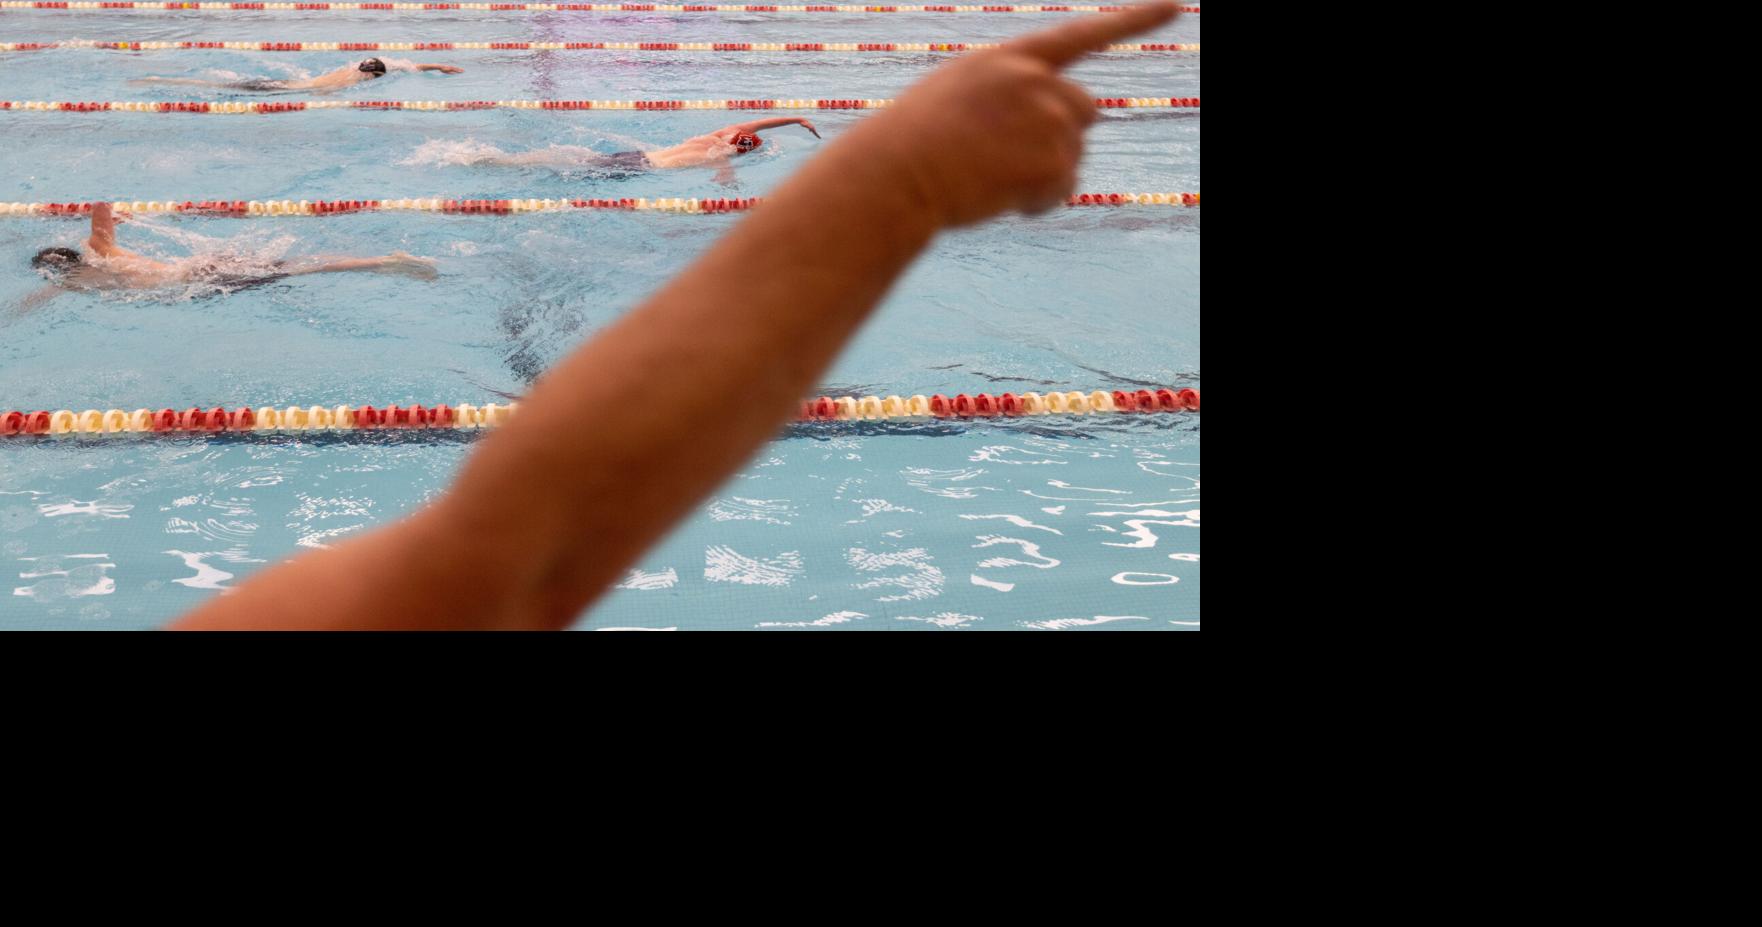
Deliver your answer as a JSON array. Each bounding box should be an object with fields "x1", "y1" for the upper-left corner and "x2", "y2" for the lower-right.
[{"x1": 1002, "y1": 2, "x2": 1183, "y2": 69}]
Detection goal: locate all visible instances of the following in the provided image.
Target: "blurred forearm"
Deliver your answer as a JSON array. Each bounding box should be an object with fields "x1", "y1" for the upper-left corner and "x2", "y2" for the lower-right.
[{"x1": 440, "y1": 120, "x2": 941, "y2": 627}]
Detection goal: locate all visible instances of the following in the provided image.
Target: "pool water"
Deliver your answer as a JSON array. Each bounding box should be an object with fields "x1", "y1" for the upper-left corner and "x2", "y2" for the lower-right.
[{"x1": 0, "y1": 10, "x2": 1200, "y2": 630}]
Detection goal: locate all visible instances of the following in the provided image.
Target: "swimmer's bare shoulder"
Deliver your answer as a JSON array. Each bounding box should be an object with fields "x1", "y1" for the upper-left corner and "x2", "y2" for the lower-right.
[
  {"x1": 79, "y1": 203, "x2": 182, "y2": 288},
  {"x1": 646, "y1": 134, "x2": 735, "y2": 169}
]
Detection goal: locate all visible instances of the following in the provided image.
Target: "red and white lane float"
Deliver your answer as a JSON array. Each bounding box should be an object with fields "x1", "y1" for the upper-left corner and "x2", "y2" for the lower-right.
[
  {"x1": 0, "y1": 3, "x2": 1201, "y2": 14},
  {"x1": 0, "y1": 96, "x2": 1198, "y2": 114},
  {"x1": 2, "y1": 389, "x2": 1198, "y2": 438},
  {"x1": 0, "y1": 192, "x2": 1199, "y2": 217},
  {"x1": 2, "y1": 39, "x2": 1199, "y2": 53},
  {"x1": 796, "y1": 387, "x2": 1200, "y2": 421}
]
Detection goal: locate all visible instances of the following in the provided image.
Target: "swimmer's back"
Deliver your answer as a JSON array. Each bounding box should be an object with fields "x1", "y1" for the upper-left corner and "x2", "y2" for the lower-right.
[{"x1": 231, "y1": 78, "x2": 293, "y2": 92}]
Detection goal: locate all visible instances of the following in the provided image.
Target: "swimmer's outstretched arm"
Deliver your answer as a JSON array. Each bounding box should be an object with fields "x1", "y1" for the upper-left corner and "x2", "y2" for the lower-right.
[
  {"x1": 281, "y1": 252, "x2": 438, "y2": 279},
  {"x1": 8, "y1": 285, "x2": 61, "y2": 318},
  {"x1": 130, "y1": 77, "x2": 224, "y2": 87},
  {"x1": 280, "y1": 257, "x2": 383, "y2": 275},
  {"x1": 724, "y1": 117, "x2": 821, "y2": 139},
  {"x1": 169, "y1": 3, "x2": 1181, "y2": 631},
  {"x1": 414, "y1": 64, "x2": 465, "y2": 74}
]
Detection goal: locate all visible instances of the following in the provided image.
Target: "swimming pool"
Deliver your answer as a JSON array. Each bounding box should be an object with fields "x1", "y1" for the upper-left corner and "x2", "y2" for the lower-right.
[{"x1": 0, "y1": 9, "x2": 1199, "y2": 630}]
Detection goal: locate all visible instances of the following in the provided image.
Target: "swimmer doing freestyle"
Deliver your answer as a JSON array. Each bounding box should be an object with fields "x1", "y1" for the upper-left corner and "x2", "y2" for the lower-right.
[
  {"x1": 14, "y1": 202, "x2": 436, "y2": 313},
  {"x1": 463, "y1": 117, "x2": 822, "y2": 175},
  {"x1": 136, "y1": 57, "x2": 463, "y2": 93}
]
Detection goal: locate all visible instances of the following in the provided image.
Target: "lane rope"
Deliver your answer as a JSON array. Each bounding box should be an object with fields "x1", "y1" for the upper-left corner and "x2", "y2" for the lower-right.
[
  {"x1": 0, "y1": 96, "x2": 1198, "y2": 113},
  {"x1": 2, "y1": 389, "x2": 1199, "y2": 437},
  {"x1": 0, "y1": 3, "x2": 1201, "y2": 14},
  {"x1": 0, "y1": 192, "x2": 1199, "y2": 216},
  {"x1": 2, "y1": 39, "x2": 1199, "y2": 52}
]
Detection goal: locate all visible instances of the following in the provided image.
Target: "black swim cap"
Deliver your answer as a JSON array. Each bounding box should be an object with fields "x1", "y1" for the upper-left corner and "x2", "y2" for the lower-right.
[
  {"x1": 31, "y1": 247, "x2": 81, "y2": 274},
  {"x1": 359, "y1": 57, "x2": 387, "y2": 76}
]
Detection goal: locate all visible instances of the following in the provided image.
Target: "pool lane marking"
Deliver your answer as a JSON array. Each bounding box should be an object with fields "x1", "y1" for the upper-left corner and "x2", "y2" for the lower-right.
[
  {"x1": 0, "y1": 3, "x2": 1200, "y2": 14},
  {"x1": 0, "y1": 192, "x2": 1199, "y2": 216},
  {"x1": 3, "y1": 390, "x2": 1199, "y2": 437},
  {"x1": 0, "y1": 96, "x2": 1198, "y2": 113},
  {"x1": 1, "y1": 39, "x2": 1199, "y2": 52}
]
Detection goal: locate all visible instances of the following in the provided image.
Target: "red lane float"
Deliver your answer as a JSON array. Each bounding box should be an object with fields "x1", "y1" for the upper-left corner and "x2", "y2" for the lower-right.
[
  {"x1": 3, "y1": 389, "x2": 1198, "y2": 438},
  {"x1": 0, "y1": 3, "x2": 1201, "y2": 12},
  {"x1": 800, "y1": 388, "x2": 1199, "y2": 421},
  {"x1": 4, "y1": 403, "x2": 510, "y2": 437},
  {"x1": 1, "y1": 192, "x2": 1197, "y2": 218},
  {"x1": 2, "y1": 39, "x2": 1201, "y2": 54},
  {"x1": 0, "y1": 96, "x2": 1198, "y2": 115}
]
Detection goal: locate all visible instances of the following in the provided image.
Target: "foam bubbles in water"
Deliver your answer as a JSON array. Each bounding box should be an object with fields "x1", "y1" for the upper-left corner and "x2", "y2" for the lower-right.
[
  {"x1": 93, "y1": 220, "x2": 301, "y2": 300},
  {"x1": 400, "y1": 138, "x2": 511, "y2": 168}
]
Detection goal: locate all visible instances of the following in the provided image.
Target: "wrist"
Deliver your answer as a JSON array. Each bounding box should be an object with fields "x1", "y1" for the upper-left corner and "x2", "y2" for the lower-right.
[{"x1": 790, "y1": 118, "x2": 946, "y2": 247}]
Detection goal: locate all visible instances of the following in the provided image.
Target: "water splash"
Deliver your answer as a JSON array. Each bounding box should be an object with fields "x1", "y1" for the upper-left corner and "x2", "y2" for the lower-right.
[{"x1": 400, "y1": 137, "x2": 513, "y2": 168}]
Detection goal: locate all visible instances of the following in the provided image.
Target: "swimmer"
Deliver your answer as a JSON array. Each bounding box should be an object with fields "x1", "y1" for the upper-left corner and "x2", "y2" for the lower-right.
[
  {"x1": 16, "y1": 202, "x2": 436, "y2": 312},
  {"x1": 135, "y1": 57, "x2": 463, "y2": 93},
  {"x1": 465, "y1": 117, "x2": 822, "y2": 175}
]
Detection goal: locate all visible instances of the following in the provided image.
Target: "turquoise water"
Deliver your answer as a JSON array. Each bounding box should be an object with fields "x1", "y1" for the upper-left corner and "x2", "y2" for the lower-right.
[{"x1": 0, "y1": 10, "x2": 1199, "y2": 630}]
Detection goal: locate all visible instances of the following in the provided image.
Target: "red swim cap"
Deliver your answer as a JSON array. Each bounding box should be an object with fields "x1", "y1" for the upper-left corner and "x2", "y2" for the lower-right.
[{"x1": 731, "y1": 132, "x2": 762, "y2": 153}]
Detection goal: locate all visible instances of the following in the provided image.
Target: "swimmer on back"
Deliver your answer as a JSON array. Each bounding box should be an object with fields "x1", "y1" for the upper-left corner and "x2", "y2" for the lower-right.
[
  {"x1": 135, "y1": 57, "x2": 463, "y2": 93},
  {"x1": 464, "y1": 117, "x2": 822, "y2": 174},
  {"x1": 14, "y1": 202, "x2": 437, "y2": 313}
]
